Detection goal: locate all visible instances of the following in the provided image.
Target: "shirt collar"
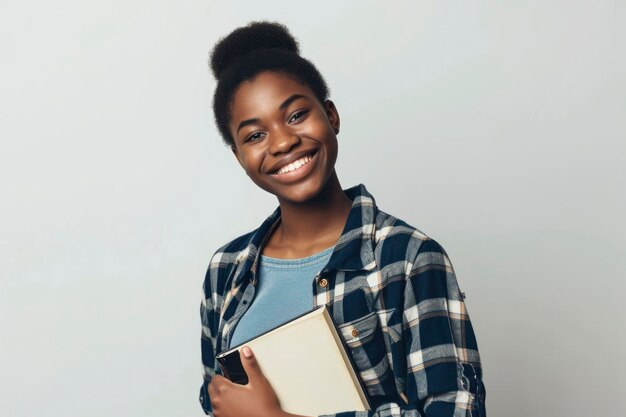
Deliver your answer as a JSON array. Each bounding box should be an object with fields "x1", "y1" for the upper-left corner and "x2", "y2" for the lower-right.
[{"x1": 233, "y1": 183, "x2": 378, "y2": 286}]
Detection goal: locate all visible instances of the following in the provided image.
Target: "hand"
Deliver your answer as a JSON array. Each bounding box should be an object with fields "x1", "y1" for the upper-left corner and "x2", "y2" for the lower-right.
[{"x1": 208, "y1": 346, "x2": 285, "y2": 417}]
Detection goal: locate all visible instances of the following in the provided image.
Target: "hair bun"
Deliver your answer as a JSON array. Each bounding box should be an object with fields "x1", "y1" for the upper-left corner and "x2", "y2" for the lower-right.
[{"x1": 210, "y1": 21, "x2": 300, "y2": 80}]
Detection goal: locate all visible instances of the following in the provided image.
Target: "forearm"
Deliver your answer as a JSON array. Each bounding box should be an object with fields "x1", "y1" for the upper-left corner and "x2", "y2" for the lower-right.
[
  {"x1": 278, "y1": 411, "x2": 313, "y2": 417},
  {"x1": 318, "y1": 402, "x2": 419, "y2": 417},
  {"x1": 316, "y1": 389, "x2": 484, "y2": 417}
]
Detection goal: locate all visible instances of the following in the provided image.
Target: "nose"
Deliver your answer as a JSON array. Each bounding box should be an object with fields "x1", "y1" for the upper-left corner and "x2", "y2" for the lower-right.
[{"x1": 268, "y1": 127, "x2": 301, "y2": 155}]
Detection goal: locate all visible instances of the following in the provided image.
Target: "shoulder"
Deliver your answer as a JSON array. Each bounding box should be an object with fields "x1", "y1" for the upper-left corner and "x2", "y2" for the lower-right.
[
  {"x1": 207, "y1": 229, "x2": 256, "y2": 269},
  {"x1": 371, "y1": 209, "x2": 461, "y2": 308},
  {"x1": 202, "y1": 228, "x2": 257, "y2": 296},
  {"x1": 372, "y1": 208, "x2": 451, "y2": 269}
]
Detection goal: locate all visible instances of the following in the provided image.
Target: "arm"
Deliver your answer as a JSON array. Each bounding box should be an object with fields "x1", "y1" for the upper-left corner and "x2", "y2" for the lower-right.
[
  {"x1": 401, "y1": 238, "x2": 485, "y2": 416},
  {"x1": 200, "y1": 251, "x2": 286, "y2": 417},
  {"x1": 320, "y1": 239, "x2": 486, "y2": 417},
  {"x1": 199, "y1": 253, "x2": 220, "y2": 415}
]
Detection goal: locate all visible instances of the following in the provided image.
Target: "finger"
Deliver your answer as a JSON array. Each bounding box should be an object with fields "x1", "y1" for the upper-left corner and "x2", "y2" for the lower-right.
[
  {"x1": 211, "y1": 374, "x2": 229, "y2": 384},
  {"x1": 208, "y1": 379, "x2": 216, "y2": 398},
  {"x1": 208, "y1": 377, "x2": 220, "y2": 392},
  {"x1": 209, "y1": 375, "x2": 227, "y2": 397},
  {"x1": 239, "y1": 345, "x2": 263, "y2": 384},
  {"x1": 208, "y1": 380, "x2": 221, "y2": 414}
]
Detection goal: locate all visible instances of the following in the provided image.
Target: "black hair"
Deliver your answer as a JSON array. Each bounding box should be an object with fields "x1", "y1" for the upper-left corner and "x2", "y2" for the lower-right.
[{"x1": 209, "y1": 21, "x2": 330, "y2": 148}]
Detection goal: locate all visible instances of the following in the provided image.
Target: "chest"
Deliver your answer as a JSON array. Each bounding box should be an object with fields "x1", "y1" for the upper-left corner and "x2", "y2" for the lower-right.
[
  {"x1": 215, "y1": 265, "x2": 407, "y2": 401},
  {"x1": 216, "y1": 264, "x2": 406, "y2": 351}
]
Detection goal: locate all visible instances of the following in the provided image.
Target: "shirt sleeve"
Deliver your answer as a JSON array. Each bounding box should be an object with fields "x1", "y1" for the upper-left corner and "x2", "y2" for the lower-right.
[
  {"x1": 199, "y1": 254, "x2": 220, "y2": 416},
  {"x1": 320, "y1": 238, "x2": 486, "y2": 417}
]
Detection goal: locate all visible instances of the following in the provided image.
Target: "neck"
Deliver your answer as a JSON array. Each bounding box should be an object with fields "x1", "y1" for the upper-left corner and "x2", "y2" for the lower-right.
[{"x1": 274, "y1": 171, "x2": 352, "y2": 251}]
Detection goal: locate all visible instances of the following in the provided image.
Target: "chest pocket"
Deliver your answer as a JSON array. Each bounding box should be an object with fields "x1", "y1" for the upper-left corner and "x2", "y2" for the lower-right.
[{"x1": 337, "y1": 311, "x2": 394, "y2": 398}]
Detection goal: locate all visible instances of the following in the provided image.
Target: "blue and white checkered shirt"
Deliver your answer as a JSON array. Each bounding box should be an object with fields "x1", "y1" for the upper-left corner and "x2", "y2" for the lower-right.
[{"x1": 200, "y1": 184, "x2": 486, "y2": 416}]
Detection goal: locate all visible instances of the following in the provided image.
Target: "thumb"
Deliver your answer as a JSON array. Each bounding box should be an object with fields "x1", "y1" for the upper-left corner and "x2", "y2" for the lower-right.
[{"x1": 240, "y1": 346, "x2": 263, "y2": 384}]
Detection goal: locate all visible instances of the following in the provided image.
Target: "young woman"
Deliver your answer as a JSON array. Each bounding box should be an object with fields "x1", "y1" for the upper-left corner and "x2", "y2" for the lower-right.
[{"x1": 200, "y1": 21, "x2": 486, "y2": 417}]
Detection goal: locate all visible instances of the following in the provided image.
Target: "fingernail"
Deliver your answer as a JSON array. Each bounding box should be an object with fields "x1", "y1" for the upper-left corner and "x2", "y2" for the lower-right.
[{"x1": 242, "y1": 346, "x2": 252, "y2": 358}]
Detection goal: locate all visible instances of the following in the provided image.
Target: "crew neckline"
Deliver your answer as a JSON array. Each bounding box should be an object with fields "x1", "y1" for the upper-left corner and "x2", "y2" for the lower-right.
[{"x1": 259, "y1": 246, "x2": 335, "y2": 268}]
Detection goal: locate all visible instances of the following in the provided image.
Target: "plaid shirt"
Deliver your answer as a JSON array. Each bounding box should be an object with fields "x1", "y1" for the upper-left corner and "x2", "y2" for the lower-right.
[{"x1": 200, "y1": 184, "x2": 486, "y2": 417}]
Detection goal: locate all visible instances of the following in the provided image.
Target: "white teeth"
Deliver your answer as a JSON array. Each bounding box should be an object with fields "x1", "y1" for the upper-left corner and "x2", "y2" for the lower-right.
[{"x1": 275, "y1": 154, "x2": 313, "y2": 175}]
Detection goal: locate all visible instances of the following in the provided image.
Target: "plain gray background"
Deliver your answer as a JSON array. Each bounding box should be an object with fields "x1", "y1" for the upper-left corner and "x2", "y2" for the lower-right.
[{"x1": 1, "y1": 1, "x2": 624, "y2": 416}]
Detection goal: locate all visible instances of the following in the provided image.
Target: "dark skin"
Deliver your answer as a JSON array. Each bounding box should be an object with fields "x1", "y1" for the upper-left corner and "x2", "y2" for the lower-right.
[
  {"x1": 207, "y1": 71, "x2": 352, "y2": 417},
  {"x1": 230, "y1": 71, "x2": 352, "y2": 258}
]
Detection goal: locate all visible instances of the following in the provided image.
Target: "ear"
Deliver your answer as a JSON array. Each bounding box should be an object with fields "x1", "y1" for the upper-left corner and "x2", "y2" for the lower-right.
[
  {"x1": 324, "y1": 100, "x2": 340, "y2": 135},
  {"x1": 231, "y1": 145, "x2": 245, "y2": 170}
]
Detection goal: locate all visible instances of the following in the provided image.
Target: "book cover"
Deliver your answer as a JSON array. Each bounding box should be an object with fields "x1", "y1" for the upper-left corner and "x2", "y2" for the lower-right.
[{"x1": 216, "y1": 305, "x2": 370, "y2": 416}]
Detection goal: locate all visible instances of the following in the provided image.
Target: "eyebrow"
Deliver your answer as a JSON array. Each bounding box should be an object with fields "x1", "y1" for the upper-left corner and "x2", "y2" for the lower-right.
[{"x1": 236, "y1": 93, "x2": 308, "y2": 134}]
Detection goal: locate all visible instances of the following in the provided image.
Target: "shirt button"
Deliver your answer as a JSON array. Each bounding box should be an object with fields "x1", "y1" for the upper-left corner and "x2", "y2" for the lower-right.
[
  {"x1": 319, "y1": 278, "x2": 329, "y2": 288},
  {"x1": 351, "y1": 329, "x2": 359, "y2": 337}
]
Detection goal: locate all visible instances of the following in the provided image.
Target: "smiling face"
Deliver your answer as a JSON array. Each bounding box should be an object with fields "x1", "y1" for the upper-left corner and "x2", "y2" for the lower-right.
[{"x1": 229, "y1": 71, "x2": 340, "y2": 204}]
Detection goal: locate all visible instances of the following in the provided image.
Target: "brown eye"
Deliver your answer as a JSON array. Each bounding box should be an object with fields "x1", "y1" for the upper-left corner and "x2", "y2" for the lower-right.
[
  {"x1": 288, "y1": 110, "x2": 308, "y2": 123},
  {"x1": 246, "y1": 132, "x2": 265, "y2": 143}
]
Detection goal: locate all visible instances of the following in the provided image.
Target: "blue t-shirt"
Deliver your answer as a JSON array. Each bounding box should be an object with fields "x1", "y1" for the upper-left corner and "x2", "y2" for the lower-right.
[{"x1": 229, "y1": 246, "x2": 334, "y2": 347}]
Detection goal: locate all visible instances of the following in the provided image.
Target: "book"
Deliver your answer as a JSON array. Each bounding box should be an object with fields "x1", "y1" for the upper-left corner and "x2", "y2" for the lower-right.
[{"x1": 216, "y1": 305, "x2": 371, "y2": 416}]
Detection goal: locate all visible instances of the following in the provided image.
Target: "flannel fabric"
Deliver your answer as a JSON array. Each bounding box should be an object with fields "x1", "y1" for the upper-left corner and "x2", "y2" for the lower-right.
[{"x1": 200, "y1": 184, "x2": 486, "y2": 416}]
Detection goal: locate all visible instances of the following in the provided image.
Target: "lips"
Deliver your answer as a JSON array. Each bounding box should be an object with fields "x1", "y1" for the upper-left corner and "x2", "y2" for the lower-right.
[
  {"x1": 267, "y1": 149, "x2": 318, "y2": 174},
  {"x1": 272, "y1": 152, "x2": 314, "y2": 175},
  {"x1": 268, "y1": 150, "x2": 319, "y2": 184}
]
